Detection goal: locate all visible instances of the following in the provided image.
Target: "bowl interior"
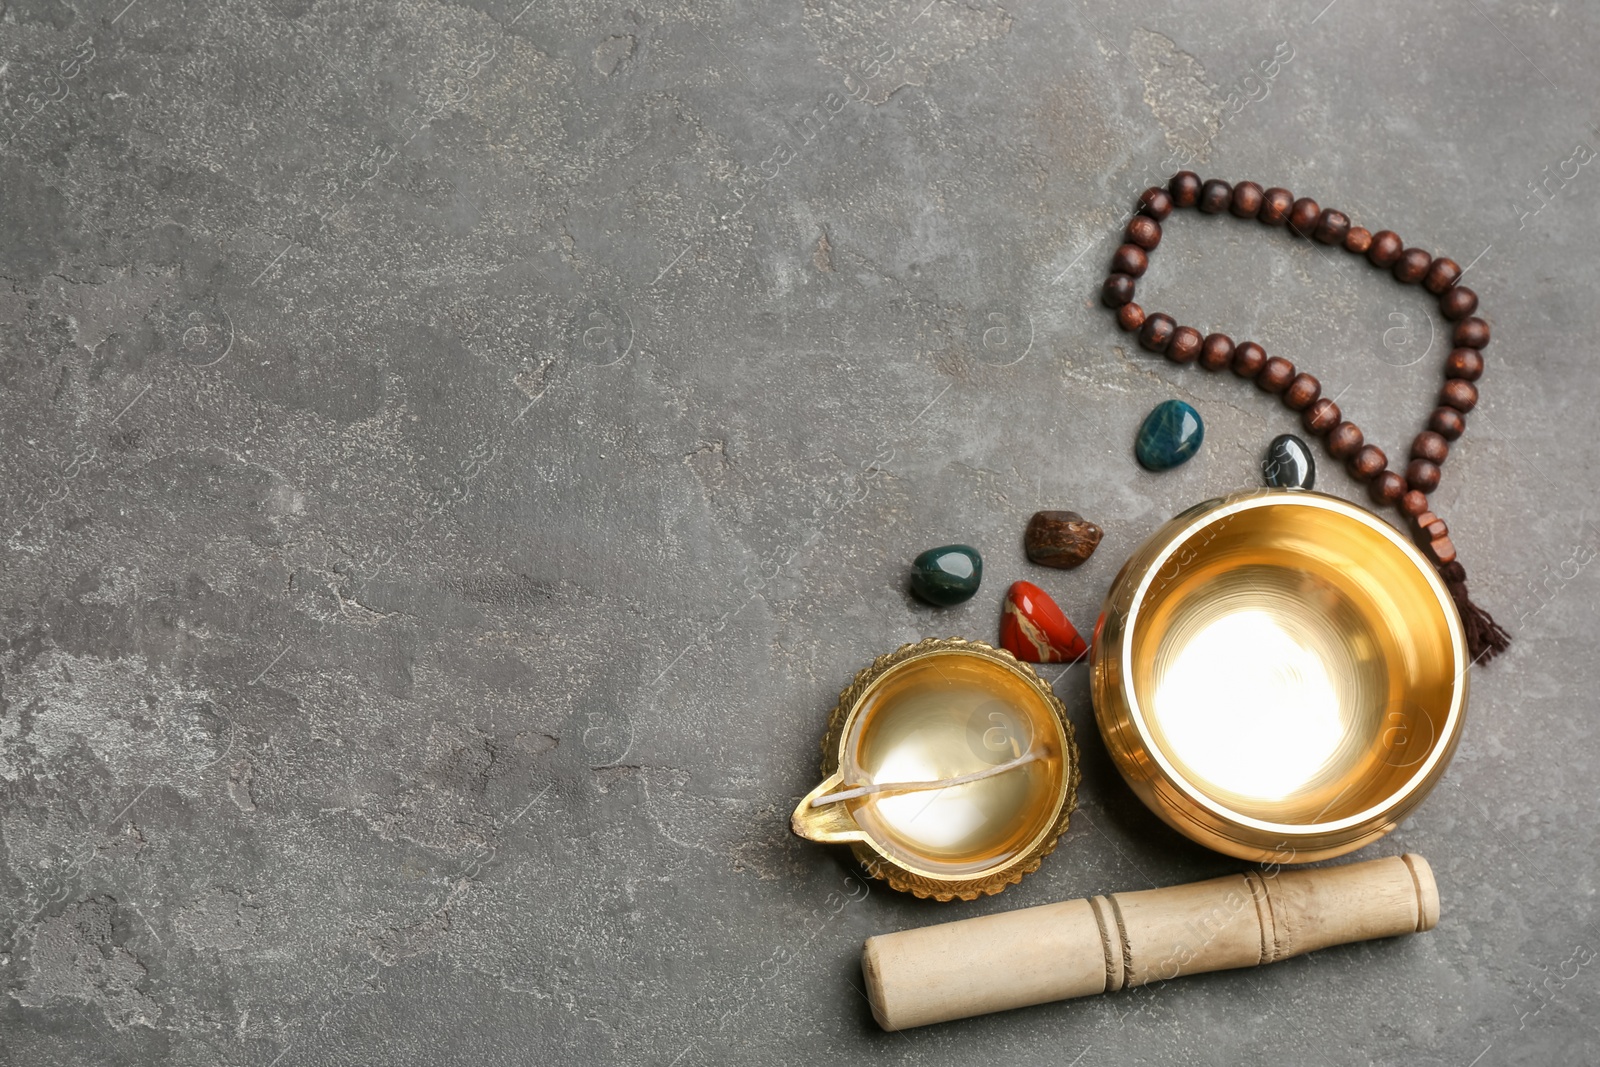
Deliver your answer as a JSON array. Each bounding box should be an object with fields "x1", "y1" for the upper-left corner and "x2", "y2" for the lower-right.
[
  {"x1": 842, "y1": 651, "x2": 1068, "y2": 877},
  {"x1": 1128, "y1": 498, "x2": 1462, "y2": 827}
]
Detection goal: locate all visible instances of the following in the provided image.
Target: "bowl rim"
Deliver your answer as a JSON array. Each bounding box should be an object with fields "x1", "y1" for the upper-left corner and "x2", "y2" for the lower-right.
[{"x1": 1118, "y1": 489, "x2": 1468, "y2": 838}]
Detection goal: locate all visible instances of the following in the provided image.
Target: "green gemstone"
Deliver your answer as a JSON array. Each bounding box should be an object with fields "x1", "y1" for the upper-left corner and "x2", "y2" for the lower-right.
[
  {"x1": 911, "y1": 544, "x2": 983, "y2": 605},
  {"x1": 1136, "y1": 399, "x2": 1204, "y2": 471}
]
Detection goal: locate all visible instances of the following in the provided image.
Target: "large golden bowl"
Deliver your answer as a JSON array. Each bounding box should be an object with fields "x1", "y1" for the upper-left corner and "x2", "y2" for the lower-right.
[{"x1": 1091, "y1": 489, "x2": 1467, "y2": 863}]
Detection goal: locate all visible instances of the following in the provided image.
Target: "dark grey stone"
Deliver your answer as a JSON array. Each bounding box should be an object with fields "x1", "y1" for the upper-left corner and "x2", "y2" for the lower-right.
[{"x1": 1264, "y1": 433, "x2": 1316, "y2": 490}]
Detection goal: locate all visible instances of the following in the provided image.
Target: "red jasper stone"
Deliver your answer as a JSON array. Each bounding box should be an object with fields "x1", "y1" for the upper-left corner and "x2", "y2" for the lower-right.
[{"x1": 999, "y1": 581, "x2": 1088, "y2": 664}]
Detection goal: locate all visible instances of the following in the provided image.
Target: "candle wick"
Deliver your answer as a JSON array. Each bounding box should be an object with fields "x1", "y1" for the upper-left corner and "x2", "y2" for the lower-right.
[{"x1": 811, "y1": 748, "x2": 1042, "y2": 807}]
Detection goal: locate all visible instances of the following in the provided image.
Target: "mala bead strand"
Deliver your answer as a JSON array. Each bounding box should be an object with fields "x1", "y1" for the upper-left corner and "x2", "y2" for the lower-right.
[{"x1": 1102, "y1": 176, "x2": 1510, "y2": 663}]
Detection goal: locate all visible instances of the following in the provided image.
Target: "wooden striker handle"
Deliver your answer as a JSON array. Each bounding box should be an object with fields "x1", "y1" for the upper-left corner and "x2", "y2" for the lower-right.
[{"x1": 862, "y1": 852, "x2": 1438, "y2": 1030}]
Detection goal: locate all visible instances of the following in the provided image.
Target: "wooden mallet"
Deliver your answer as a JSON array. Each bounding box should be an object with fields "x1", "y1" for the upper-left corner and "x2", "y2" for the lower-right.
[{"x1": 862, "y1": 852, "x2": 1439, "y2": 1030}]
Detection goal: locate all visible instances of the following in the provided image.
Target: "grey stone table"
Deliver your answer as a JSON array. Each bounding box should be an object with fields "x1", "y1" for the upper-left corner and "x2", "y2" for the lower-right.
[{"x1": 2, "y1": 1, "x2": 1595, "y2": 1063}]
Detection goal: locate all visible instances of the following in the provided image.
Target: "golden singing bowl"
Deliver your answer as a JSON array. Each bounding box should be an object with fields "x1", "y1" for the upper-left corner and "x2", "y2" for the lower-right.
[
  {"x1": 792, "y1": 639, "x2": 1079, "y2": 901},
  {"x1": 1091, "y1": 489, "x2": 1468, "y2": 864}
]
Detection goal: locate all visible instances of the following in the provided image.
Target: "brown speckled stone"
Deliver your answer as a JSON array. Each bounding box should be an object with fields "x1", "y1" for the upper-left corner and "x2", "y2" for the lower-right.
[{"x1": 1024, "y1": 510, "x2": 1104, "y2": 570}]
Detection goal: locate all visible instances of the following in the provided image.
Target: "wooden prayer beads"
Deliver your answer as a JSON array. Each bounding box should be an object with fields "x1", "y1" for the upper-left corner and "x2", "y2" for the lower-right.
[{"x1": 1105, "y1": 173, "x2": 1511, "y2": 662}]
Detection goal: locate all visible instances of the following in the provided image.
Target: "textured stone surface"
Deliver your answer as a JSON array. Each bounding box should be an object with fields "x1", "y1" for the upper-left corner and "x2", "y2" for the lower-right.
[{"x1": 2, "y1": 2, "x2": 1598, "y2": 1063}]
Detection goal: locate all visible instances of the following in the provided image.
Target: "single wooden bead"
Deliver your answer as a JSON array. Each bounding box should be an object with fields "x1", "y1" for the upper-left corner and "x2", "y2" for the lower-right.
[
  {"x1": 1112, "y1": 244, "x2": 1149, "y2": 277},
  {"x1": 1167, "y1": 326, "x2": 1203, "y2": 363},
  {"x1": 1231, "y1": 341, "x2": 1267, "y2": 378},
  {"x1": 1102, "y1": 273, "x2": 1135, "y2": 307},
  {"x1": 1420, "y1": 515, "x2": 1449, "y2": 541},
  {"x1": 1259, "y1": 188, "x2": 1294, "y2": 226},
  {"x1": 1257, "y1": 356, "x2": 1296, "y2": 393},
  {"x1": 1314, "y1": 209, "x2": 1351, "y2": 245},
  {"x1": 1302, "y1": 397, "x2": 1341, "y2": 435},
  {"x1": 1454, "y1": 317, "x2": 1491, "y2": 348},
  {"x1": 1439, "y1": 286, "x2": 1478, "y2": 320},
  {"x1": 1422, "y1": 258, "x2": 1462, "y2": 294},
  {"x1": 1117, "y1": 302, "x2": 1145, "y2": 331},
  {"x1": 1284, "y1": 373, "x2": 1321, "y2": 410},
  {"x1": 1413, "y1": 510, "x2": 1439, "y2": 531},
  {"x1": 1349, "y1": 444, "x2": 1388, "y2": 481},
  {"x1": 1139, "y1": 313, "x2": 1176, "y2": 353},
  {"x1": 1428, "y1": 406, "x2": 1465, "y2": 440},
  {"x1": 1426, "y1": 534, "x2": 1458, "y2": 566},
  {"x1": 1327, "y1": 422, "x2": 1365, "y2": 459},
  {"x1": 1406, "y1": 459, "x2": 1442, "y2": 493},
  {"x1": 1139, "y1": 187, "x2": 1173, "y2": 220},
  {"x1": 1199, "y1": 333, "x2": 1234, "y2": 371},
  {"x1": 1230, "y1": 181, "x2": 1264, "y2": 218},
  {"x1": 1288, "y1": 197, "x2": 1320, "y2": 236},
  {"x1": 1370, "y1": 470, "x2": 1407, "y2": 504},
  {"x1": 1441, "y1": 379, "x2": 1479, "y2": 412},
  {"x1": 1199, "y1": 179, "x2": 1233, "y2": 214},
  {"x1": 1367, "y1": 230, "x2": 1404, "y2": 267},
  {"x1": 1446, "y1": 347, "x2": 1484, "y2": 381},
  {"x1": 1411, "y1": 431, "x2": 1449, "y2": 464},
  {"x1": 1343, "y1": 226, "x2": 1373, "y2": 254},
  {"x1": 1400, "y1": 489, "x2": 1430, "y2": 517},
  {"x1": 1169, "y1": 171, "x2": 1202, "y2": 208},
  {"x1": 1349, "y1": 445, "x2": 1388, "y2": 482},
  {"x1": 1392, "y1": 248, "x2": 1432, "y2": 284},
  {"x1": 1126, "y1": 216, "x2": 1162, "y2": 251}
]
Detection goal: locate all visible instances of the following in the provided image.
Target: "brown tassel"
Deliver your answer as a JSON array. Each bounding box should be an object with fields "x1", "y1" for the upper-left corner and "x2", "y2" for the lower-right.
[{"x1": 1436, "y1": 560, "x2": 1511, "y2": 664}]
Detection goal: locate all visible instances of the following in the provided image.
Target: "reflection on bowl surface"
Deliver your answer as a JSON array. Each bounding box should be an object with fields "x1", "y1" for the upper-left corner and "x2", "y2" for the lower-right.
[{"x1": 1147, "y1": 565, "x2": 1384, "y2": 813}]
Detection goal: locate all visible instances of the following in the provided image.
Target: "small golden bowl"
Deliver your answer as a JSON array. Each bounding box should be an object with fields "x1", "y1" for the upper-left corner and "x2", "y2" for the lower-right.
[
  {"x1": 1092, "y1": 489, "x2": 1468, "y2": 863},
  {"x1": 792, "y1": 638, "x2": 1079, "y2": 901}
]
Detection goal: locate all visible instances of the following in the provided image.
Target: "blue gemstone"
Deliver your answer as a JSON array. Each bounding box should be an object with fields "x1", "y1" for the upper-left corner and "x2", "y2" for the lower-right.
[
  {"x1": 910, "y1": 544, "x2": 983, "y2": 606},
  {"x1": 1136, "y1": 399, "x2": 1204, "y2": 471},
  {"x1": 1263, "y1": 433, "x2": 1315, "y2": 490}
]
